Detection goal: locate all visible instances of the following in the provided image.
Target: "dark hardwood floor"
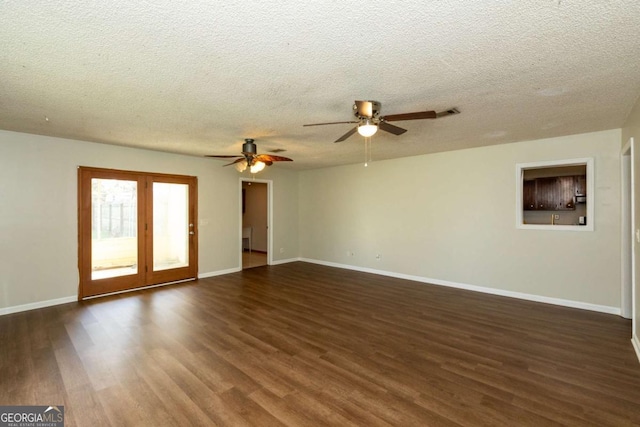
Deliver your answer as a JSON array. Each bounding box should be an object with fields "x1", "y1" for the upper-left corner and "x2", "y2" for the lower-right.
[{"x1": 1, "y1": 262, "x2": 639, "y2": 426}]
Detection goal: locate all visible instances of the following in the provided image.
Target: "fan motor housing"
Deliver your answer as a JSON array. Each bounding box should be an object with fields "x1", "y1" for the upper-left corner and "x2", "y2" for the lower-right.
[
  {"x1": 353, "y1": 100, "x2": 381, "y2": 119},
  {"x1": 242, "y1": 139, "x2": 257, "y2": 155}
]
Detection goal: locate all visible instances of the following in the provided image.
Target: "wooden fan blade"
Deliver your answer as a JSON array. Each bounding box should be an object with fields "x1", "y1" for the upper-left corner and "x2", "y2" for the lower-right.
[
  {"x1": 379, "y1": 121, "x2": 407, "y2": 136},
  {"x1": 205, "y1": 155, "x2": 242, "y2": 158},
  {"x1": 303, "y1": 121, "x2": 359, "y2": 127},
  {"x1": 382, "y1": 110, "x2": 437, "y2": 121},
  {"x1": 335, "y1": 127, "x2": 358, "y2": 143},
  {"x1": 255, "y1": 154, "x2": 293, "y2": 163},
  {"x1": 224, "y1": 158, "x2": 247, "y2": 167}
]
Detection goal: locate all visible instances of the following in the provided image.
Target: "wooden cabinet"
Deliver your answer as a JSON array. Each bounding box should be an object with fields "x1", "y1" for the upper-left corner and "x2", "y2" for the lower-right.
[
  {"x1": 523, "y1": 175, "x2": 584, "y2": 211},
  {"x1": 523, "y1": 180, "x2": 536, "y2": 210},
  {"x1": 535, "y1": 177, "x2": 557, "y2": 210},
  {"x1": 556, "y1": 176, "x2": 575, "y2": 210}
]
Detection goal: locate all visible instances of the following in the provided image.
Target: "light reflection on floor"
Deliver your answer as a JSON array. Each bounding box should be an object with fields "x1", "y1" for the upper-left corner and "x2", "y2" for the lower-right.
[{"x1": 242, "y1": 251, "x2": 267, "y2": 269}]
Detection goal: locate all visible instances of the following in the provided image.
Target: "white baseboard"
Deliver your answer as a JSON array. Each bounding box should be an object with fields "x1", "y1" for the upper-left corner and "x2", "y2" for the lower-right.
[
  {"x1": 632, "y1": 335, "x2": 640, "y2": 364},
  {"x1": 198, "y1": 267, "x2": 242, "y2": 279},
  {"x1": 270, "y1": 257, "x2": 301, "y2": 266},
  {"x1": 299, "y1": 258, "x2": 621, "y2": 316},
  {"x1": 0, "y1": 295, "x2": 77, "y2": 316},
  {"x1": 2, "y1": 276, "x2": 204, "y2": 315},
  {"x1": 0, "y1": 259, "x2": 622, "y2": 319}
]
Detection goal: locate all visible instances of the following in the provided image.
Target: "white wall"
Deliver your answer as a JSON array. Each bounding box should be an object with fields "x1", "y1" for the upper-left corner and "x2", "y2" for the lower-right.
[
  {"x1": 0, "y1": 130, "x2": 299, "y2": 311},
  {"x1": 253, "y1": 168, "x2": 299, "y2": 261},
  {"x1": 0, "y1": 126, "x2": 627, "y2": 319},
  {"x1": 299, "y1": 129, "x2": 622, "y2": 311}
]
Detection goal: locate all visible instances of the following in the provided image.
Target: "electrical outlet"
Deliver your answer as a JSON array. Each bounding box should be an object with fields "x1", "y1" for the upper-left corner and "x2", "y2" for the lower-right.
[
  {"x1": 279, "y1": 247, "x2": 284, "y2": 254},
  {"x1": 554, "y1": 214, "x2": 559, "y2": 220},
  {"x1": 375, "y1": 254, "x2": 381, "y2": 261}
]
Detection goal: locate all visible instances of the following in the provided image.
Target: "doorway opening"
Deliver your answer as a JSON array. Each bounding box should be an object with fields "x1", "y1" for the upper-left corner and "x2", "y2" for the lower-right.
[{"x1": 241, "y1": 179, "x2": 270, "y2": 269}]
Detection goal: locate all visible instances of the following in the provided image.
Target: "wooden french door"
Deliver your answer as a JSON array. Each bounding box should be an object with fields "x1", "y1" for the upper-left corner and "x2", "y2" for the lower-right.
[{"x1": 78, "y1": 167, "x2": 197, "y2": 299}]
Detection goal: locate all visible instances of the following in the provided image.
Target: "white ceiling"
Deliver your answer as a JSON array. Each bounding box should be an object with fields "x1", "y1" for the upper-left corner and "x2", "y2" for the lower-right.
[{"x1": 1, "y1": 1, "x2": 639, "y2": 170}]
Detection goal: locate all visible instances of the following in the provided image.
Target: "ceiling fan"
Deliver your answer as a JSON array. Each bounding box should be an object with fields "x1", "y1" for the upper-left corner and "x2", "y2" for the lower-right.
[
  {"x1": 303, "y1": 100, "x2": 460, "y2": 142},
  {"x1": 206, "y1": 139, "x2": 292, "y2": 173}
]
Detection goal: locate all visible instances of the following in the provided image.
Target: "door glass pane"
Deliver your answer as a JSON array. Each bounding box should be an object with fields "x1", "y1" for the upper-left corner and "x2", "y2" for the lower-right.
[
  {"x1": 153, "y1": 182, "x2": 189, "y2": 271},
  {"x1": 91, "y1": 178, "x2": 138, "y2": 280}
]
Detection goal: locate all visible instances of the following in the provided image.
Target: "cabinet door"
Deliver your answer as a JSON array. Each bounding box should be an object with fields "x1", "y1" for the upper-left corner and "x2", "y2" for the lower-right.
[
  {"x1": 535, "y1": 178, "x2": 557, "y2": 210},
  {"x1": 523, "y1": 180, "x2": 536, "y2": 210},
  {"x1": 557, "y1": 176, "x2": 575, "y2": 210},
  {"x1": 575, "y1": 175, "x2": 586, "y2": 195}
]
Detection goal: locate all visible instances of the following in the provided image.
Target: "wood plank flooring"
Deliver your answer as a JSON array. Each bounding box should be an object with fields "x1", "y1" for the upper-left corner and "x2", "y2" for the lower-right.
[{"x1": 1, "y1": 262, "x2": 639, "y2": 426}]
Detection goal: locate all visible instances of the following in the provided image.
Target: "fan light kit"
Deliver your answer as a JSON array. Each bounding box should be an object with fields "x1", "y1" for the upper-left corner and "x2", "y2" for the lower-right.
[
  {"x1": 234, "y1": 159, "x2": 266, "y2": 173},
  {"x1": 206, "y1": 139, "x2": 292, "y2": 174},
  {"x1": 357, "y1": 119, "x2": 378, "y2": 137}
]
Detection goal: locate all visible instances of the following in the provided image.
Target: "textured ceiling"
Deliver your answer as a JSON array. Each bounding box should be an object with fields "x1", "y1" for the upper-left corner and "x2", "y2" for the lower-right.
[{"x1": 1, "y1": 1, "x2": 640, "y2": 170}]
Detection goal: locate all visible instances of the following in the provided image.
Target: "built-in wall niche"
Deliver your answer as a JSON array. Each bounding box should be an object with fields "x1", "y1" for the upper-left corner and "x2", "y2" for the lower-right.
[{"x1": 516, "y1": 158, "x2": 594, "y2": 231}]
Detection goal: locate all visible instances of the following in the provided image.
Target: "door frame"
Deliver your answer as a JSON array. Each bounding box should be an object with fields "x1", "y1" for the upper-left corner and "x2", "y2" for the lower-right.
[
  {"x1": 239, "y1": 178, "x2": 272, "y2": 267},
  {"x1": 78, "y1": 167, "x2": 198, "y2": 299},
  {"x1": 621, "y1": 138, "x2": 634, "y2": 321}
]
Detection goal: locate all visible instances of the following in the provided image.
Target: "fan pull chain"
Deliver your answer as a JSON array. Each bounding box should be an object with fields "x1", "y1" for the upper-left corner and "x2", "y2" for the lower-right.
[{"x1": 364, "y1": 136, "x2": 372, "y2": 167}]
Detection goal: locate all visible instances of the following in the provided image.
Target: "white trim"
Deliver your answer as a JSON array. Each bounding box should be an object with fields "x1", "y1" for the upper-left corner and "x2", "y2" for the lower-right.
[
  {"x1": 270, "y1": 257, "x2": 301, "y2": 266},
  {"x1": 0, "y1": 269, "x2": 242, "y2": 315},
  {"x1": 623, "y1": 138, "x2": 632, "y2": 157},
  {"x1": 632, "y1": 137, "x2": 638, "y2": 337},
  {"x1": 516, "y1": 157, "x2": 594, "y2": 231},
  {"x1": 198, "y1": 267, "x2": 242, "y2": 279},
  {"x1": 632, "y1": 335, "x2": 640, "y2": 364},
  {"x1": 0, "y1": 296, "x2": 77, "y2": 316},
  {"x1": 621, "y1": 140, "x2": 634, "y2": 319},
  {"x1": 517, "y1": 224, "x2": 593, "y2": 232},
  {"x1": 1, "y1": 259, "x2": 622, "y2": 319},
  {"x1": 299, "y1": 258, "x2": 621, "y2": 316}
]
